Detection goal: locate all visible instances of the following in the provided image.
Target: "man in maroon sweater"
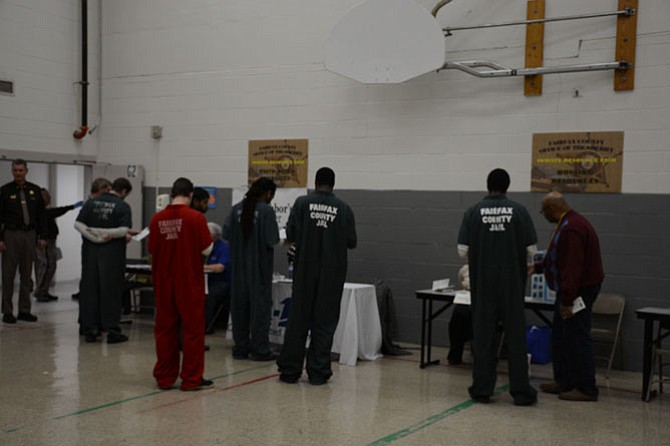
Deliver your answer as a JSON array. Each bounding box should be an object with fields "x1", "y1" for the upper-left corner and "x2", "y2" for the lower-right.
[{"x1": 538, "y1": 191, "x2": 604, "y2": 402}]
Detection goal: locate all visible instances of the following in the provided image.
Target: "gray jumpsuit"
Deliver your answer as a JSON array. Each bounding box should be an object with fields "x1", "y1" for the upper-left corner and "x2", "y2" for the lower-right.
[
  {"x1": 458, "y1": 194, "x2": 537, "y2": 404},
  {"x1": 223, "y1": 200, "x2": 279, "y2": 359},
  {"x1": 76, "y1": 193, "x2": 131, "y2": 338},
  {"x1": 277, "y1": 190, "x2": 357, "y2": 383}
]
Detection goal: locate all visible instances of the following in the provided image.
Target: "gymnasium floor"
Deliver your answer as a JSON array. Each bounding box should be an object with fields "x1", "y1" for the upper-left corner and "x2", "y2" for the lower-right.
[{"x1": 1, "y1": 282, "x2": 668, "y2": 446}]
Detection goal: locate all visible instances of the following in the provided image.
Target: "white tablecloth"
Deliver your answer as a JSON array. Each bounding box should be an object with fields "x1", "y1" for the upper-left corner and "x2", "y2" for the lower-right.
[{"x1": 269, "y1": 281, "x2": 383, "y2": 366}]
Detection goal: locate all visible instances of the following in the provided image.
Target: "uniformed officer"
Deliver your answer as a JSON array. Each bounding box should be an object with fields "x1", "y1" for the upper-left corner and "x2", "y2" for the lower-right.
[{"x1": 1, "y1": 159, "x2": 47, "y2": 324}]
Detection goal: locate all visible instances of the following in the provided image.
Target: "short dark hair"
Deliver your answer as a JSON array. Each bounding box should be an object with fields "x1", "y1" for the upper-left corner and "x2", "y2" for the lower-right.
[
  {"x1": 192, "y1": 187, "x2": 210, "y2": 202},
  {"x1": 315, "y1": 167, "x2": 335, "y2": 188},
  {"x1": 91, "y1": 177, "x2": 111, "y2": 194},
  {"x1": 12, "y1": 158, "x2": 27, "y2": 168},
  {"x1": 487, "y1": 168, "x2": 510, "y2": 193},
  {"x1": 171, "y1": 177, "x2": 194, "y2": 198},
  {"x1": 112, "y1": 177, "x2": 133, "y2": 194}
]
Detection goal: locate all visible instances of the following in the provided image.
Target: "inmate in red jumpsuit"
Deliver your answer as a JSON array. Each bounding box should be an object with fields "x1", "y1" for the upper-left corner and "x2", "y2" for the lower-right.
[{"x1": 148, "y1": 204, "x2": 211, "y2": 390}]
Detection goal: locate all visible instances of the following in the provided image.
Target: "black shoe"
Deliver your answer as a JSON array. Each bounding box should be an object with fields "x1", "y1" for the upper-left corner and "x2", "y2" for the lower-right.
[
  {"x1": 46, "y1": 293, "x2": 58, "y2": 301},
  {"x1": 513, "y1": 387, "x2": 538, "y2": 406},
  {"x1": 181, "y1": 378, "x2": 214, "y2": 391},
  {"x1": 35, "y1": 294, "x2": 50, "y2": 302},
  {"x1": 85, "y1": 333, "x2": 99, "y2": 343},
  {"x1": 514, "y1": 397, "x2": 538, "y2": 406},
  {"x1": 3, "y1": 314, "x2": 17, "y2": 324},
  {"x1": 233, "y1": 351, "x2": 249, "y2": 360},
  {"x1": 71, "y1": 292, "x2": 80, "y2": 300},
  {"x1": 308, "y1": 376, "x2": 329, "y2": 386},
  {"x1": 107, "y1": 334, "x2": 128, "y2": 344},
  {"x1": 17, "y1": 313, "x2": 38, "y2": 322},
  {"x1": 204, "y1": 345, "x2": 210, "y2": 352},
  {"x1": 468, "y1": 389, "x2": 491, "y2": 404},
  {"x1": 249, "y1": 352, "x2": 277, "y2": 362},
  {"x1": 279, "y1": 374, "x2": 300, "y2": 384}
]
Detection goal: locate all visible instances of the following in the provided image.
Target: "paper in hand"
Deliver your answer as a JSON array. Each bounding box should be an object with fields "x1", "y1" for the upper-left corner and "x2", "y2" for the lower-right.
[
  {"x1": 132, "y1": 227, "x2": 150, "y2": 242},
  {"x1": 571, "y1": 296, "x2": 586, "y2": 314}
]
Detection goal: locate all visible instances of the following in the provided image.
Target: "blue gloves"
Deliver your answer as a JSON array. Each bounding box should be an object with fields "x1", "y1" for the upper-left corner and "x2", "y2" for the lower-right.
[{"x1": 73, "y1": 200, "x2": 84, "y2": 208}]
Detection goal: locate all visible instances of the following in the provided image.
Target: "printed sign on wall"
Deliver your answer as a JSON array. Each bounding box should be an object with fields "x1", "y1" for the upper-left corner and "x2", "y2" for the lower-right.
[
  {"x1": 202, "y1": 186, "x2": 217, "y2": 209},
  {"x1": 531, "y1": 132, "x2": 624, "y2": 193},
  {"x1": 248, "y1": 139, "x2": 308, "y2": 188},
  {"x1": 232, "y1": 187, "x2": 306, "y2": 230}
]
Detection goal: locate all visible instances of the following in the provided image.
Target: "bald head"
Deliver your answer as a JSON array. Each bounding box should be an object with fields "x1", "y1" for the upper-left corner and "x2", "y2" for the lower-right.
[{"x1": 541, "y1": 191, "x2": 570, "y2": 223}]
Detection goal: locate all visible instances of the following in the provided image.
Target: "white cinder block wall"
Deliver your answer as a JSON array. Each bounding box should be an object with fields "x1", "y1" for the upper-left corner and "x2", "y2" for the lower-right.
[
  {"x1": 0, "y1": 0, "x2": 100, "y2": 158},
  {"x1": 1, "y1": 0, "x2": 669, "y2": 191},
  {"x1": 98, "y1": 0, "x2": 670, "y2": 193}
]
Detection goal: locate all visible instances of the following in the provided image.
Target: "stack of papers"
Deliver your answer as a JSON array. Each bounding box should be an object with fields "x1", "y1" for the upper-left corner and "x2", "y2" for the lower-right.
[
  {"x1": 454, "y1": 291, "x2": 471, "y2": 305},
  {"x1": 431, "y1": 278, "x2": 451, "y2": 292}
]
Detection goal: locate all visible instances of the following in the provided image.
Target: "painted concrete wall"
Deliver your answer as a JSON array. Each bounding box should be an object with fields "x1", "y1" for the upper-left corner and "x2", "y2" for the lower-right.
[
  {"x1": 98, "y1": 0, "x2": 670, "y2": 192},
  {"x1": 0, "y1": 0, "x2": 100, "y2": 158},
  {"x1": 2, "y1": 1, "x2": 668, "y2": 190}
]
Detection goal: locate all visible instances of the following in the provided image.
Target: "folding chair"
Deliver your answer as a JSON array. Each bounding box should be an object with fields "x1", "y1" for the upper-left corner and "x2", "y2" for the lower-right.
[
  {"x1": 591, "y1": 293, "x2": 625, "y2": 379},
  {"x1": 206, "y1": 300, "x2": 227, "y2": 334},
  {"x1": 646, "y1": 321, "x2": 670, "y2": 401}
]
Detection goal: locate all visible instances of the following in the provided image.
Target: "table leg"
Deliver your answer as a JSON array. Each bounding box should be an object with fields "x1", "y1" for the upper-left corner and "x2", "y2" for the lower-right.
[
  {"x1": 532, "y1": 309, "x2": 552, "y2": 327},
  {"x1": 427, "y1": 297, "x2": 433, "y2": 365},
  {"x1": 418, "y1": 294, "x2": 452, "y2": 369},
  {"x1": 642, "y1": 319, "x2": 653, "y2": 401},
  {"x1": 420, "y1": 296, "x2": 427, "y2": 368}
]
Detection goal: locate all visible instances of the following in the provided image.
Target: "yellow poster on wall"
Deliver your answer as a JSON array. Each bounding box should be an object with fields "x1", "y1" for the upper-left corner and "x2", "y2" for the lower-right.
[
  {"x1": 531, "y1": 131, "x2": 624, "y2": 193},
  {"x1": 248, "y1": 139, "x2": 308, "y2": 188}
]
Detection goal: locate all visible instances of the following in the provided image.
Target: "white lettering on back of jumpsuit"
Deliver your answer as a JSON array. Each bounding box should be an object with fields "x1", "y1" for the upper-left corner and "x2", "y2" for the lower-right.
[
  {"x1": 309, "y1": 203, "x2": 338, "y2": 228},
  {"x1": 480, "y1": 207, "x2": 513, "y2": 232},
  {"x1": 158, "y1": 219, "x2": 182, "y2": 240}
]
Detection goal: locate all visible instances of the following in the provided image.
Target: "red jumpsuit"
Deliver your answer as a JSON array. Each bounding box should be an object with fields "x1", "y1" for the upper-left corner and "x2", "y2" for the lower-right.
[{"x1": 148, "y1": 204, "x2": 211, "y2": 390}]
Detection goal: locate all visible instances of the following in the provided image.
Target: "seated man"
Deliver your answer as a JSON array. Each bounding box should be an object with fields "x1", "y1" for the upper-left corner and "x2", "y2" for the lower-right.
[
  {"x1": 448, "y1": 265, "x2": 472, "y2": 365},
  {"x1": 203, "y1": 222, "x2": 231, "y2": 334}
]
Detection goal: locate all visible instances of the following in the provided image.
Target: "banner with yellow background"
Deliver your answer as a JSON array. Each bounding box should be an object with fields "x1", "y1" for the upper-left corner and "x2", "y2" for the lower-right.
[
  {"x1": 531, "y1": 132, "x2": 624, "y2": 193},
  {"x1": 248, "y1": 139, "x2": 308, "y2": 188}
]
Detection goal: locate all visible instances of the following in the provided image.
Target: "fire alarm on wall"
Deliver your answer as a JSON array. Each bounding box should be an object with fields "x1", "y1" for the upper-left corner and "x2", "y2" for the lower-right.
[{"x1": 151, "y1": 125, "x2": 162, "y2": 139}]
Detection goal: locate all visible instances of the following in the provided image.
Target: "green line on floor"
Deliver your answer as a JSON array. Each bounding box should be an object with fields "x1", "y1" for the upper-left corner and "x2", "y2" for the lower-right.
[
  {"x1": 52, "y1": 364, "x2": 272, "y2": 421},
  {"x1": 3, "y1": 427, "x2": 24, "y2": 433},
  {"x1": 366, "y1": 384, "x2": 510, "y2": 446}
]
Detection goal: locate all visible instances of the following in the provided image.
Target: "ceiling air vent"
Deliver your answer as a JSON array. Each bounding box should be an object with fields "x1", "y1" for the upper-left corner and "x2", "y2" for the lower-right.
[{"x1": 0, "y1": 80, "x2": 14, "y2": 95}]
